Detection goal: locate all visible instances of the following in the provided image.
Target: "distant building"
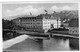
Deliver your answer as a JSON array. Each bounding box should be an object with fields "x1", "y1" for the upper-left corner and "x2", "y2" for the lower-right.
[
  {"x1": 61, "y1": 18, "x2": 70, "y2": 29},
  {"x1": 12, "y1": 14, "x2": 61, "y2": 32},
  {"x1": 68, "y1": 18, "x2": 79, "y2": 35},
  {"x1": 62, "y1": 22, "x2": 69, "y2": 29}
]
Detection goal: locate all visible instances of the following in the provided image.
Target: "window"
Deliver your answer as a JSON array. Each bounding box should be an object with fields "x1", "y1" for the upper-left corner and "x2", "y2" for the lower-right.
[
  {"x1": 37, "y1": 23, "x2": 40, "y2": 24},
  {"x1": 33, "y1": 20, "x2": 34, "y2": 21},
  {"x1": 72, "y1": 31, "x2": 74, "y2": 33}
]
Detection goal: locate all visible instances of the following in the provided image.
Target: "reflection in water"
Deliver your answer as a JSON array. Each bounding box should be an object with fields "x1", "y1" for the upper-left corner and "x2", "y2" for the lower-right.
[
  {"x1": 69, "y1": 38, "x2": 79, "y2": 50},
  {"x1": 43, "y1": 37, "x2": 70, "y2": 51},
  {"x1": 43, "y1": 37, "x2": 79, "y2": 51},
  {"x1": 42, "y1": 37, "x2": 79, "y2": 51}
]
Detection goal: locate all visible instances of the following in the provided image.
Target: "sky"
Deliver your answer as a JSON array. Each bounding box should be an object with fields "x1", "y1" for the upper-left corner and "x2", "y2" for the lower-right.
[{"x1": 2, "y1": 3, "x2": 78, "y2": 20}]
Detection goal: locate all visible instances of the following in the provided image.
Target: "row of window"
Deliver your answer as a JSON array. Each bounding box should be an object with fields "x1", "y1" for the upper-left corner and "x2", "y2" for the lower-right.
[
  {"x1": 21, "y1": 19, "x2": 42, "y2": 22},
  {"x1": 24, "y1": 17, "x2": 42, "y2": 19},
  {"x1": 25, "y1": 26, "x2": 42, "y2": 28},
  {"x1": 43, "y1": 22, "x2": 61, "y2": 24},
  {"x1": 43, "y1": 25, "x2": 50, "y2": 27},
  {"x1": 43, "y1": 23, "x2": 52, "y2": 24},
  {"x1": 22, "y1": 25, "x2": 42, "y2": 27},
  {"x1": 17, "y1": 23, "x2": 42, "y2": 24}
]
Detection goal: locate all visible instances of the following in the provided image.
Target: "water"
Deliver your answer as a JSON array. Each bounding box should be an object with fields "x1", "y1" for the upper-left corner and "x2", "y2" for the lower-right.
[
  {"x1": 43, "y1": 38, "x2": 70, "y2": 51},
  {"x1": 43, "y1": 37, "x2": 79, "y2": 51},
  {"x1": 5, "y1": 36, "x2": 79, "y2": 51}
]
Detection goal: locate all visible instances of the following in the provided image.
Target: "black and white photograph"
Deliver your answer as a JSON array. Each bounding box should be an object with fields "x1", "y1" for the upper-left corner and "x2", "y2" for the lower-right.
[{"x1": 2, "y1": 1, "x2": 79, "y2": 52}]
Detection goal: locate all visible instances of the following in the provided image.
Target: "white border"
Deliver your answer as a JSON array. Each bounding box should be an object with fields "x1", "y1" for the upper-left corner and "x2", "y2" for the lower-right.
[
  {"x1": 79, "y1": 2, "x2": 80, "y2": 51},
  {"x1": 0, "y1": 3, "x2": 2, "y2": 52},
  {"x1": 0, "y1": 0, "x2": 80, "y2": 4},
  {"x1": 0, "y1": 0, "x2": 80, "y2": 52}
]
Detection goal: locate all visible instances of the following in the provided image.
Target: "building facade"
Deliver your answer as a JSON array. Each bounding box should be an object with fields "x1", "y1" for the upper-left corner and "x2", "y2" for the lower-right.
[
  {"x1": 13, "y1": 15, "x2": 43, "y2": 32},
  {"x1": 42, "y1": 14, "x2": 61, "y2": 32},
  {"x1": 12, "y1": 14, "x2": 61, "y2": 32}
]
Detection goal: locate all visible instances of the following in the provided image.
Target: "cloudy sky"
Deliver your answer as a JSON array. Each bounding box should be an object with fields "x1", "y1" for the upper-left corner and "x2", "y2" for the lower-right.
[{"x1": 2, "y1": 3, "x2": 78, "y2": 20}]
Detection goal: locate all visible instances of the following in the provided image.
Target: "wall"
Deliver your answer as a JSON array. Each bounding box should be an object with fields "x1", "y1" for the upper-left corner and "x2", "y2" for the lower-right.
[
  {"x1": 12, "y1": 17, "x2": 44, "y2": 32},
  {"x1": 43, "y1": 19, "x2": 61, "y2": 30}
]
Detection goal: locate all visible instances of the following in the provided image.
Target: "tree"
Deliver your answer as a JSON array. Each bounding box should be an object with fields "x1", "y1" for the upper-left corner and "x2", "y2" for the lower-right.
[
  {"x1": 2, "y1": 19, "x2": 17, "y2": 30},
  {"x1": 53, "y1": 10, "x2": 78, "y2": 25}
]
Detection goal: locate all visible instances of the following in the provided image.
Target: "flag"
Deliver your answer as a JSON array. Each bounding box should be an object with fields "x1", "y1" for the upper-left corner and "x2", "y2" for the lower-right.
[
  {"x1": 44, "y1": 10, "x2": 47, "y2": 12},
  {"x1": 30, "y1": 12, "x2": 32, "y2": 15}
]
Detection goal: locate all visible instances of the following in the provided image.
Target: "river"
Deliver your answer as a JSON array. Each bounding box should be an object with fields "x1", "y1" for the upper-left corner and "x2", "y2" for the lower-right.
[
  {"x1": 43, "y1": 37, "x2": 79, "y2": 51},
  {"x1": 4, "y1": 35, "x2": 79, "y2": 51}
]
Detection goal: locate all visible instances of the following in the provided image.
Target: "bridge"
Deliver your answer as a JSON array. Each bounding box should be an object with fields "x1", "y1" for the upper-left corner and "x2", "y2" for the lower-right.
[
  {"x1": 3, "y1": 29, "x2": 79, "y2": 39},
  {"x1": 53, "y1": 34, "x2": 79, "y2": 39}
]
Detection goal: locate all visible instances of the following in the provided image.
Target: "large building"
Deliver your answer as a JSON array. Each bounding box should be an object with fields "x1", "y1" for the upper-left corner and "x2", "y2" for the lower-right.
[
  {"x1": 12, "y1": 14, "x2": 61, "y2": 32},
  {"x1": 42, "y1": 14, "x2": 61, "y2": 32}
]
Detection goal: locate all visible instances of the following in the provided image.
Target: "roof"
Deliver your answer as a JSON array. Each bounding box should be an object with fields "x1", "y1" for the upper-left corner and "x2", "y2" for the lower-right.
[
  {"x1": 12, "y1": 13, "x2": 61, "y2": 20},
  {"x1": 41, "y1": 14, "x2": 60, "y2": 20}
]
